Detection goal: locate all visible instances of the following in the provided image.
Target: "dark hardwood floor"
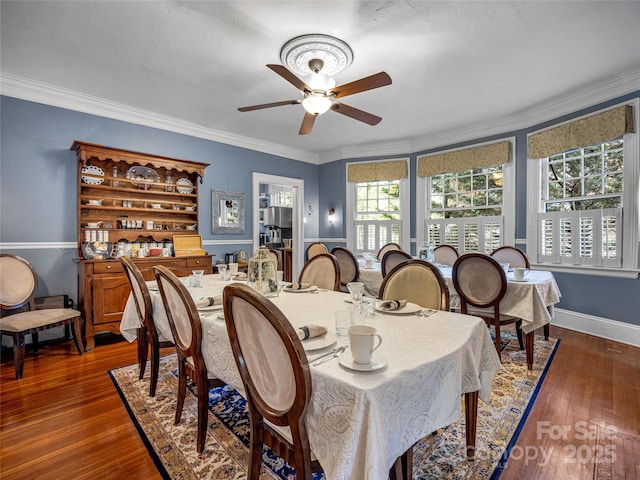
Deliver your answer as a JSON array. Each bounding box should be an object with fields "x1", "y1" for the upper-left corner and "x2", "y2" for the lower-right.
[{"x1": 1, "y1": 326, "x2": 638, "y2": 479}]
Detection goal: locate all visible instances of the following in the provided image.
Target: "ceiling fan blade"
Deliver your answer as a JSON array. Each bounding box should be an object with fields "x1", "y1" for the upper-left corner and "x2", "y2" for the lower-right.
[
  {"x1": 331, "y1": 102, "x2": 382, "y2": 126},
  {"x1": 331, "y1": 72, "x2": 392, "y2": 98},
  {"x1": 299, "y1": 112, "x2": 316, "y2": 135},
  {"x1": 267, "y1": 64, "x2": 312, "y2": 92},
  {"x1": 238, "y1": 99, "x2": 301, "y2": 112}
]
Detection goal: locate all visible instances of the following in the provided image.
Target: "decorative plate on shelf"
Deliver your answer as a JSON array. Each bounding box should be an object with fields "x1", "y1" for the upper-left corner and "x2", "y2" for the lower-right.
[
  {"x1": 81, "y1": 165, "x2": 104, "y2": 185},
  {"x1": 126, "y1": 166, "x2": 160, "y2": 187},
  {"x1": 176, "y1": 177, "x2": 194, "y2": 194}
]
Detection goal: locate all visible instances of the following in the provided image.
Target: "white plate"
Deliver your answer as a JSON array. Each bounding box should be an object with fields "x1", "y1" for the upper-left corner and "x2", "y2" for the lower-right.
[
  {"x1": 302, "y1": 331, "x2": 337, "y2": 351},
  {"x1": 81, "y1": 165, "x2": 104, "y2": 185},
  {"x1": 283, "y1": 285, "x2": 318, "y2": 293},
  {"x1": 176, "y1": 177, "x2": 194, "y2": 194},
  {"x1": 197, "y1": 304, "x2": 223, "y2": 312},
  {"x1": 86, "y1": 199, "x2": 103, "y2": 206},
  {"x1": 375, "y1": 301, "x2": 422, "y2": 315},
  {"x1": 339, "y1": 356, "x2": 387, "y2": 372}
]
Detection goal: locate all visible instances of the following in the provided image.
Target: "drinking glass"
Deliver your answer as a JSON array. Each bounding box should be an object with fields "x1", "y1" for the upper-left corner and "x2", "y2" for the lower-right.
[
  {"x1": 191, "y1": 269, "x2": 204, "y2": 287},
  {"x1": 347, "y1": 282, "x2": 365, "y2": 312},
  {"x1": 217, "y1": 264, "x2": 228, "y2": 280},
  {"x1": 335, "y1": 311, "x2": 351, "y2": 337}
]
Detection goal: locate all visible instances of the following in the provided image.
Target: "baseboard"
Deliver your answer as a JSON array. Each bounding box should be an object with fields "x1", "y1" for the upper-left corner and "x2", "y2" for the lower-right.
[{"x1": 553, "y1": 308, "x2": 640, "y2": 347}]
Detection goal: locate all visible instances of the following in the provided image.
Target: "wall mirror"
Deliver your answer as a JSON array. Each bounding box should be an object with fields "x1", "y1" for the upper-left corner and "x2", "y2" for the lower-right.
[{"x1": 212, "y1": 190, "x2": 245, "y2": 234}]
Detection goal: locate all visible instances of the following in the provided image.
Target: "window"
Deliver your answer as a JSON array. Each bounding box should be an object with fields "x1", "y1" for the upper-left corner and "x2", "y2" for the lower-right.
[
  {"x1": 526, "y1": 101, "x2": 638, "y2": 275},
  {"x1": 418, "y1": 140, "x2": 515, "y2": 254},
  {"x1": 346, "y1": 159, "x2": 410, "y2": 255}
]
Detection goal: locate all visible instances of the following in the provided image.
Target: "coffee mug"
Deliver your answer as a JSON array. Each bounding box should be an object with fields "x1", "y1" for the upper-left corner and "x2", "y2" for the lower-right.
[
  {"x1": 513, "y1": 267, "x2": 530, "y2": 281},
  {"x1": 348, "y1": 325, "x2": 382, "y2": 364}
]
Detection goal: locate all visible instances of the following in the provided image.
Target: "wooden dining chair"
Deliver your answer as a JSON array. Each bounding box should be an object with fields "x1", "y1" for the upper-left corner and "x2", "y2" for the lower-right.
[
  {"x1": 153, "y1": 265, "x2": 226, "y2": 453},
  {"x1": 376, "y1": 242, "x2": 403, "y2": 260},
  {"x1": 490, "y1": 246, "x2": 531, "y2": 269},
  {"x1": 222, "y1": 283, "x2": 323, "y2": 479},
  {"x1": 379, "y1": 259, "x2": 450, "y2": 311},
  {"x1": 298, "y1": 253, "x2": 341, "y2": 291},
  {"x1": 305, "y1": 242, "x2": 328, "y2": 261},
  {"x1": 330, "y1": 246, "x2": 360, "y2": 292},
  {"x1": 0, "y1": 254, "x2": 85, "y2": 379},
  {"x1": 268, "y1": 248, "x2": 282, "y2": 270},
  {"x1": 381, "y1": 249, "x2": 412, "y2": 277},
  {"x1": 452, "y1": 253, "x2": 534, "y2": 369},
  {"x1": 434, "y1": 244, "x2": 459, "y2": 266},
  {"x1": 121, "y1": 257, "x2": 173, "y2": 397}
]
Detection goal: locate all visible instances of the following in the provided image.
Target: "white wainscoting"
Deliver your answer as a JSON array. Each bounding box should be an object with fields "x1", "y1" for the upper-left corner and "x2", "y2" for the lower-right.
[{"x1": 552, "y1": 308, "x2": 640, "y2": 348}]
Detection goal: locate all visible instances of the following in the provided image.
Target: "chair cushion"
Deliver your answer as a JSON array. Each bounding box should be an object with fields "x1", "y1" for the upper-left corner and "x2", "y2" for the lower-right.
[
  {"x1": 0, "y1": 308, "x2": 81, "y2": 333},
  {"x1": 264, "y1": 420, "x2": 318, "y2": 461}
]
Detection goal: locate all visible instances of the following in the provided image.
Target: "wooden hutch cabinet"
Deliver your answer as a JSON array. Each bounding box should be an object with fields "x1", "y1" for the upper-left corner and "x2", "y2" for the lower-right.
[{"x1": 72, "y1": 141, "x2": 211, "y2": 350}]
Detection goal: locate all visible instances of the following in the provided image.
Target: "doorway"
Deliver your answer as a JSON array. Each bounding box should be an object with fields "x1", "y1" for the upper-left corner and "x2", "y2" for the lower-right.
[{"x1": 252, "y1": 173, "x2": 304, "y2": 281}]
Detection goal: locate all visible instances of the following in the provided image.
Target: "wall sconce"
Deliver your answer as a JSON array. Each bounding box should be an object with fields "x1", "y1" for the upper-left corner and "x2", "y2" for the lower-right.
[
  {"x1": 308, "y1": 204, "x2": 314, "y2": 216},
  {"x1": 328, "y1": 208, "x2": 335, "y2": 225}
]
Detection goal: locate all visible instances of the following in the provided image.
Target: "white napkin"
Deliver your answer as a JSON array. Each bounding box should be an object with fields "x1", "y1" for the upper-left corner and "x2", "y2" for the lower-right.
[
  {"x1": 297, "y1": 324, "x2": 327, "y2": 340},
  {"x1": 233, "y1": 272, "x2": 248, "y2": 280},
  {"x1": 196, "y1": 296, "x2": 222, "y2": 308},
  {"x1": 287, "y1": 283, "x2": 313, "y2": 290},
  {"x1": 379, "y1": 299, "x2": 407, "y2": 311}
]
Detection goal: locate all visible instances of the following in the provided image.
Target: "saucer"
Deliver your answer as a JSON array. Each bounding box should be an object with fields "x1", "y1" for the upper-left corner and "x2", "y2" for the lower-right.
[
  {"x1": 339, "y1": 356, "x2": 386, "y2": 372},
  {"x1": 511, "y1": 278, "x2": 529, "y2": 282}
]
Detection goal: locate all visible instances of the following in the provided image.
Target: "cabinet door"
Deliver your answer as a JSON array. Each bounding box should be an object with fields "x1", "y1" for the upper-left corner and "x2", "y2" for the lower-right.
[{"x1": 92, "y1": 273, "x2": 130, "y2": 325}]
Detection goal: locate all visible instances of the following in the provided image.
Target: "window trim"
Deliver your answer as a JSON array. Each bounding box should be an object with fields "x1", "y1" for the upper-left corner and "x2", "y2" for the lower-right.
[
  {"x1": 526, "y1": 98, "x2": 639, "y2": 278},
  {"x1": 346, "y1": 157, "x2": 411, "y2": 254},
  {"x1": 417, "y1": 137, "x2": 516, "y2": 251}
]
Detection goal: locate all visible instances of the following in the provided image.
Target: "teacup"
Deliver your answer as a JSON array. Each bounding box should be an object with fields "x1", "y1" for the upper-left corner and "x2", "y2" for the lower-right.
[
  {"x1": 348, "y1": 325, "x2": 382, "y2": 364},
  {"x1": 513, "y1": 267, "x2": 530, "y2": 281}
]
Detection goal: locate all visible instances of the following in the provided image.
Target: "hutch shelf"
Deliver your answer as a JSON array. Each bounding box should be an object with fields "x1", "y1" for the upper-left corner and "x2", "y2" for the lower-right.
[{"x1": 72, "y1": 141, "x2": 212, "y2": 350}]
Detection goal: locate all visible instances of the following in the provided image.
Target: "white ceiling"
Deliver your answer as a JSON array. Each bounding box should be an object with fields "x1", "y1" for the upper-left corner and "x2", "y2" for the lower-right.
[{"x1": 2, "y1": 1, "x2": 640, "y2": 163}]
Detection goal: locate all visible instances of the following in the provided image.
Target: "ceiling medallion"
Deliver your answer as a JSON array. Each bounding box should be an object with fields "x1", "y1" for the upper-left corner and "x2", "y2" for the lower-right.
[{"x1": 280, "y1": 34, "x2": 353, "y2": 77}]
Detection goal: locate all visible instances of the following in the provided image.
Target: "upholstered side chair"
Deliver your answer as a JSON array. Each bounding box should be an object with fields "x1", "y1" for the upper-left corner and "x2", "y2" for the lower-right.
[
  {"x1": 223, "y1": 283, "x2": 323, "y2": 479},
  {"x1": 298, "y1": 253, "x2": 341, "y2": 291},
  {"x1": 379, "y1": 259, "x2": 450, "y2": 311},
  {"x1": 452, "y1": 253, "x2": 534, "y2": 369},
  {"x1": 305, "y1": 242, "x2": 328, "y2": 261},
  {"x1": 330, "y1": 246, "x2": 360, "y2": 292},
  {"x1": 434, "y1": 244, "x2": 459, "y2": 266},
  {"x1": 490, "y1": 246, "x2": 531, "y2": 269},
  {"x1": 376, "y1": 242, "x2": 403, "y2": 260},
  {"x1": 381, "y1": 249, "x2": 412, "y2": 277},
  {"x1": 153, "y1": 265, "x2": 226, "y2": 453},
  {"x1": 121, "y1": 257, "x2": 173, "y2": 397},
  {"x1": 0, "y1": 254, "x2": 84, "y2": 379}
]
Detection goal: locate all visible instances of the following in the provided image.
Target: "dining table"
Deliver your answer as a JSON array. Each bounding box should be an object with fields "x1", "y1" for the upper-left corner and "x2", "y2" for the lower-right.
[
  {"x1": 358, "y1": 260, "x2": 561, "y2": 335},
  {"x1": 120, "y1": 274, "x2": 502, "y2": 480}
]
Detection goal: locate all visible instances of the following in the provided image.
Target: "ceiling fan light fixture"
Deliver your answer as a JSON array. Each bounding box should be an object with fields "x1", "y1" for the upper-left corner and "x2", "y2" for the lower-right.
[
  {"x1": 302, "y1": 93, "x2": 332, "y2": 115},
  {"x1": 307, "y1": 73, "x2": 336, "y2": 91}
]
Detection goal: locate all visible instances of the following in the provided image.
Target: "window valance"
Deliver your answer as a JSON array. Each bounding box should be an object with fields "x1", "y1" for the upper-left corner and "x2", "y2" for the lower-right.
[
  {"x1": 417, "y1": 141, "x2": 511, "y2": 177},
  {"x1": 528, "y1": 105, "x2": 635, "y2": 159},
  {"x1": 347, "y1": 160, "x2": 407, "y2": 183}
]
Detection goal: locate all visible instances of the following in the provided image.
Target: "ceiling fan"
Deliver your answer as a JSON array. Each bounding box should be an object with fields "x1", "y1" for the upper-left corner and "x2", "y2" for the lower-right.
[{"x1": 238, "y1": 59, "x2": 392, "y2": 135}]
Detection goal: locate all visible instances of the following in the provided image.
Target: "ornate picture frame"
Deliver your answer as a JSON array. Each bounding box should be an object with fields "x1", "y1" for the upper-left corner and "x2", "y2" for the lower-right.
[{"x1": 212, "y1": 190, "x2": 245, "y2": 234}]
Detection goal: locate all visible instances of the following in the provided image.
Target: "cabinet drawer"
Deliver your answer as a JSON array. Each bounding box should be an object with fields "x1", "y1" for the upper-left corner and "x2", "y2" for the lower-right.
[
  {"x1": 187, "y1": 257, "x2": 211, "y2": 268},
  {"x1": 93, "y1": 262, "x2": 124, "y2": 274}
]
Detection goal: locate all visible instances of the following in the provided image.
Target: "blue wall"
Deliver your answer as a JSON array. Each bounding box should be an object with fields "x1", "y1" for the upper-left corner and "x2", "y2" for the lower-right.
[
  {"x1": 0, "y1": 96, "x2": 320, "y2": 301},
  {"x1": 318, "y1": 92, "x2": 640, "y2": 326}
]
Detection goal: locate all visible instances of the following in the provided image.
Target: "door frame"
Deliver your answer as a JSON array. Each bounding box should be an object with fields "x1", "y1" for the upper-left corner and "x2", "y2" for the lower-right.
[{"x1": 252, "y1": 173, "x2": 304, "y2": 280}]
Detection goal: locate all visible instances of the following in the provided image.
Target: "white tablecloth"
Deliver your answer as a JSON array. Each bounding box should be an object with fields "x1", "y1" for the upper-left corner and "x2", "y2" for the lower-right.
[
  {"x1": 358, "y1": 264, "x2": 561, "y2": 335},
  {"x1": 120, "y1": 275, "x2": 501, "y2": 480}
]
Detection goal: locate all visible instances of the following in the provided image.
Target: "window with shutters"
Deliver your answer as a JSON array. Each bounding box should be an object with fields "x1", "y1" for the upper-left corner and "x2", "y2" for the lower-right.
[{"x1": 526, "y1": 100, "x2": 638, "y2": 276}]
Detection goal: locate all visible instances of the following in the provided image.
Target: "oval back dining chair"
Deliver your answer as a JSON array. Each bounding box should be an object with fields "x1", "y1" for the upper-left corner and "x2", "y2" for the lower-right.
[
  {"x1": 0, "y1": 254, "x2": 84, "y2": 379},
  {"x1": 452, "y1": 253, "x2": 534, "y2": 369},
  {"x1": 381, "y1": 249, "x2": 412, "y2": 277},
  {"x1": 490, "y1": 246, "x2": 530, "y2": 269},
  {"x1": 153, "y1": 265, "x2": 226, "y2": 453},
  {"x1": 121, "y1": 257, "x2": 173, "y2": 397},
  {"x1": 434, "y1": 244, "x2": 459, "y2": 266},
  {"x1": 379, "y1": 259, "x2": 450, "y2": 311},
  {"x1": 376, "y1": 242, "x2": 403, "y2": 260},
  {"x1": 268, "y1": 248, "x2": 282, "y2": 270},
  {"x1": 298, "y1": 253, "x2": 341, "y2": 291},
  {"x1": 330, "y1": 246, "x2": 360, "y2": 292},
  {"x1": 305, "y1": 242, "x2": 328, "y2": 261},
  {"x1": 223, "y1": 283, "x2": 322, "y2": 480}
]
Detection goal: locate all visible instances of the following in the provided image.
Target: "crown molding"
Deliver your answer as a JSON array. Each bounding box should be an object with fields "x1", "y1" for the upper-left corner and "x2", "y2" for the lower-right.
[
  {"x1": 2, "y1": 67, "x2": 639, "y2": 166},
  {"x1": 0, "y1": 72, "x2": 320, "y2": 165}
]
